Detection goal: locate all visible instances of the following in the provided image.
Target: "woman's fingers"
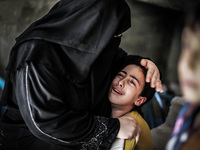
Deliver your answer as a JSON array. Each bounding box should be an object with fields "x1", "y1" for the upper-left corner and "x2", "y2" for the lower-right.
[
  {"x1": 117, "y1": 116, "x2": 141, "y2": 141},
  {"x1": 140, "y1": 59, "x2": 163, "y2": 93}
]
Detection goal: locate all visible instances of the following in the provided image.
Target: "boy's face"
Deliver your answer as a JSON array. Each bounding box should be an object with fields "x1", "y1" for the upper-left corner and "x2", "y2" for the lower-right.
[
  {"x1": 178, "y1": 25, "x2": 200, "y2": 104},
  {"x1": 108, "y1": 64, "x2": 146, "y2": 110}
]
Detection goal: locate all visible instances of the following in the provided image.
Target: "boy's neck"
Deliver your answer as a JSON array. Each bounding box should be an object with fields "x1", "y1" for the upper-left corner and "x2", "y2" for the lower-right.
[{"x1": 111, "y1": 107, "x2": 132, "y2": 118}]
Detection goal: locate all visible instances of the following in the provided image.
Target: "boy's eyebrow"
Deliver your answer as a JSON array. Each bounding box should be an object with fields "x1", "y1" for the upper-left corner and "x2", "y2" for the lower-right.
[
  {"x1": 121, "y1": 71, "x2": 127, "y2": 74},
  {"x1": 121, "y1": 70, "x2": 140, "y2": 85},
  {"x1": 130, "y1": 75, "x2": 140, "y2": 85}
]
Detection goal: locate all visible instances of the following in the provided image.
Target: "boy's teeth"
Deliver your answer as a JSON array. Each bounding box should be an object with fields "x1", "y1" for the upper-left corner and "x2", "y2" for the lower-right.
[{"x1": 114, "y1": 89, "x2": 122, "y2": 95}]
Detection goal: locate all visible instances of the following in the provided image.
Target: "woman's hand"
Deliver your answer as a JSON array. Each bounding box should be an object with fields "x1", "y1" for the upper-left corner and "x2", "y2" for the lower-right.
[
  {"x1": 140, "y1": 59, "x2": 163, "y2": 93},
  {"x1": 117, "y1": 116, "x2": 141, "y2": 144}
]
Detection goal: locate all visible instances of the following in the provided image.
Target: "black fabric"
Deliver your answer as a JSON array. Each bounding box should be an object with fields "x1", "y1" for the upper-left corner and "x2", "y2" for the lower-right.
[
  {"x1": 0, "y1": 0, "x2": 132, "y2": 149},
  {"x1": 0, "y1": 40, "x2": 124, "y2": 150},
  {"x1": 8, "y1": 0, "x2": 131, "y2": 83}
]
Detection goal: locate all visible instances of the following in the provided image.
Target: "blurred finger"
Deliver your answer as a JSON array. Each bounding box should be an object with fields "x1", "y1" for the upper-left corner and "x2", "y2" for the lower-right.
[
  {"x1": 135, "y1": 126, "x2": 141, "y2": 144},
  {"x1": 156, "y1": 80, "x2": 164, "y2": 93},
  {"x1": 150, "y1": 76, "x2": 157, "y2": 88},
  {"x1": 140, "y1": 59, "x2": 148, "y2": 68},
  {"x1": 150, "y1": 69, "x2": 160, "y2": 87},
  {"x1": 146, "y1": 70, "x2": 154, "y2": 83}
]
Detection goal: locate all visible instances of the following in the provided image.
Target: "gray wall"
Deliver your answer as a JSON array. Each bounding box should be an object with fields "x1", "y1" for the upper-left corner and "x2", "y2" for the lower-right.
[{"x1": 0, "y1": 0, "x2": 59, "y2": 78}]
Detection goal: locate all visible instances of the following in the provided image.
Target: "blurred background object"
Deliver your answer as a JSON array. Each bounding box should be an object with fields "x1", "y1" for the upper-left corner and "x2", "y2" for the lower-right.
[{"x1": 0, "y1": 77, "x2": 5, "y2": 116}]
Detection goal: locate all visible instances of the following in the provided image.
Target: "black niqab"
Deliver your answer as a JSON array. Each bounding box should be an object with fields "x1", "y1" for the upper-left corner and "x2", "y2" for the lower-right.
[
  {"x1": 16, "y1": 0, "x2": 130, "y2": 50},
  {"x1": 8, "y1": 0, "x2": 131, "y2": 82}
]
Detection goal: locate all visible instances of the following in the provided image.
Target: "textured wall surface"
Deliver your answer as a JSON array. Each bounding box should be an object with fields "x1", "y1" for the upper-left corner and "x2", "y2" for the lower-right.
[
  {"x1": 137, "y1": 0, "x2": 191, "y2": 10},
  {"x1": 0, "y1": 0, "x2": 186, "y2": 89},
  {"x1": 0, "y1": 0, "x2": 59, "y2": 78}
]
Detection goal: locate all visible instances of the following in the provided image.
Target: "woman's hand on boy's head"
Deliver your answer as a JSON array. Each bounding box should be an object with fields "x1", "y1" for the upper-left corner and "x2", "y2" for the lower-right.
[{"x1": 140, "y1": 59, "x2": 163, "y2": 93}]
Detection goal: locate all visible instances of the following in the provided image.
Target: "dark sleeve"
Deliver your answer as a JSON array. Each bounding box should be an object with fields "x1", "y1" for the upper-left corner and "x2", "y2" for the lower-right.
[{"x1": 11, "y1": 62, "x2": 119, "y2": 149}]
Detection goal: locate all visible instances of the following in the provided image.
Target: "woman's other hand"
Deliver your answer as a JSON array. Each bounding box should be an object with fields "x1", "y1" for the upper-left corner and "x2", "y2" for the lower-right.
[{"x1": 117, "y1": 116, "x2": 141, "y2": 144}]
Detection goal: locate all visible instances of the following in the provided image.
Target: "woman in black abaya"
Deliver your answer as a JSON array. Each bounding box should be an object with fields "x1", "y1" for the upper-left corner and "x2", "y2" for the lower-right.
[{"x1": 0, "y1": 0, "x2": 162, "y2": 149}]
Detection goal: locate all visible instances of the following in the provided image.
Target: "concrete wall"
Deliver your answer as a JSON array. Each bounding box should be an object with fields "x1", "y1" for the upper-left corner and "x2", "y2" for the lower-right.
[
  {"x1": 0, "y1": 0, "x2": 59, "y2": 78},
  {"x1": 0, "y1": 0, "x2": 185, "y2": 92},
  {"x1": 137, "y1": 0, "x2": 191, "y2": 10}
]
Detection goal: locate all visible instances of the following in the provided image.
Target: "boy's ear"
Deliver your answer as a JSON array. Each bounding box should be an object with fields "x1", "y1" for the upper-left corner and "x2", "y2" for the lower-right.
[{"x1": 134, "y1": 96, "x2": 147, "y2": 106}]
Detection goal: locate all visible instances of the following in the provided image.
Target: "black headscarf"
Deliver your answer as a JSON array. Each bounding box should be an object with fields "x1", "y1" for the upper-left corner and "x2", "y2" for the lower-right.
[
  {"x1": 8, "y1": 0, "x2": 131, "y2": 83},
  {"x1": 16, "y1": 0, "x2": 130, "y2": 50}
]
